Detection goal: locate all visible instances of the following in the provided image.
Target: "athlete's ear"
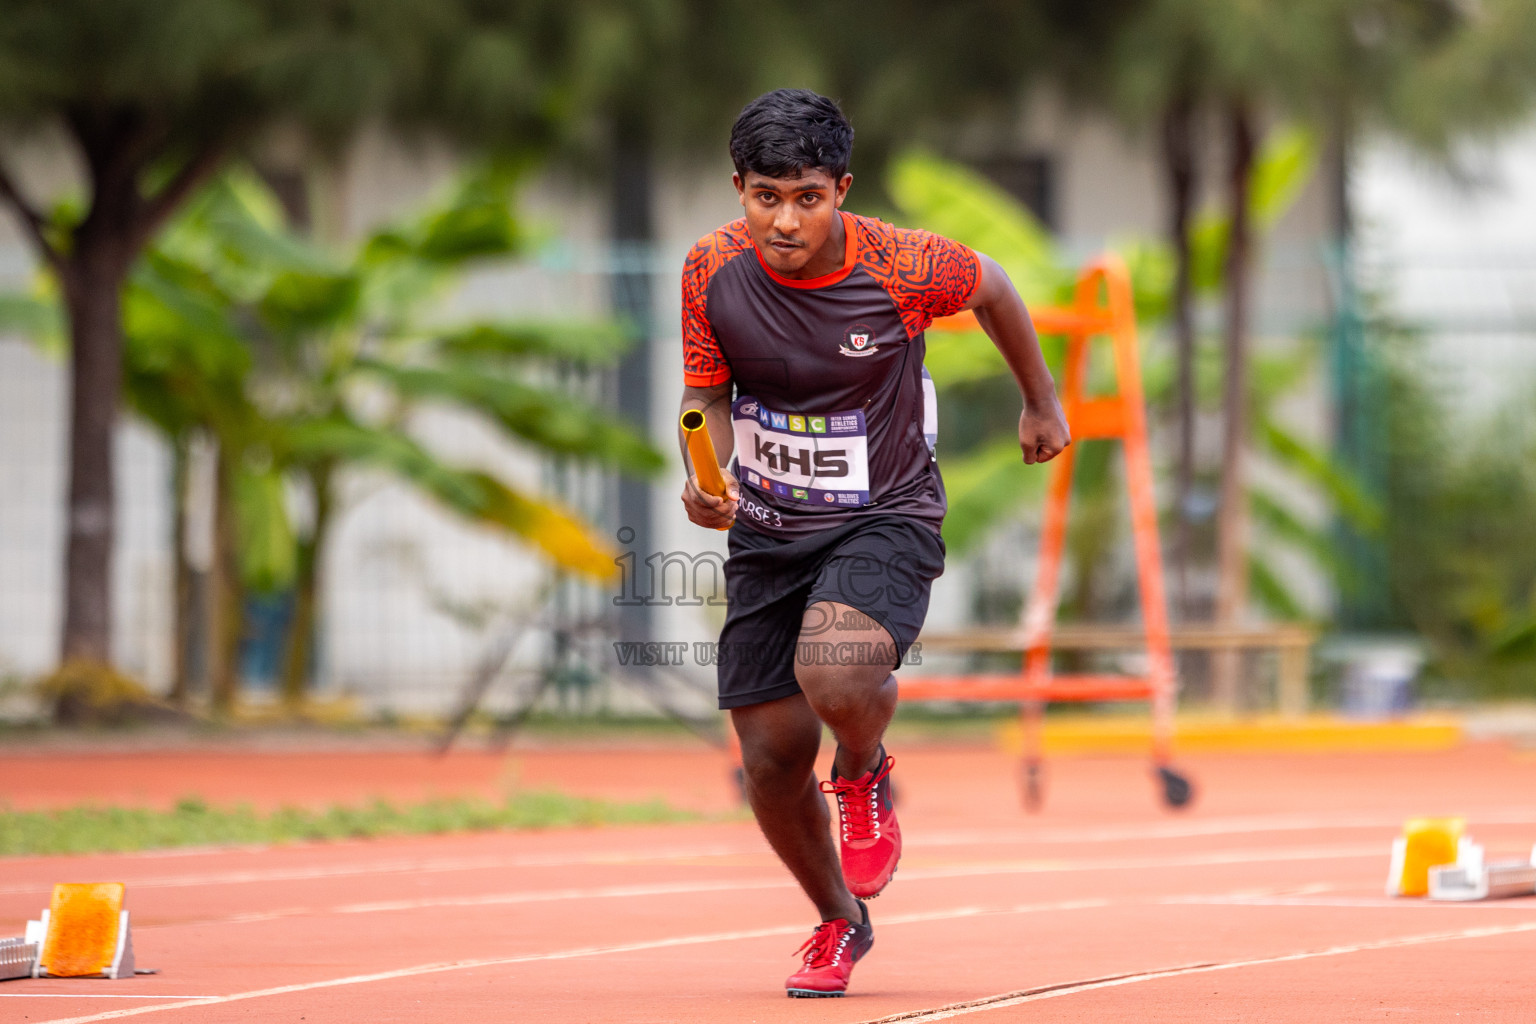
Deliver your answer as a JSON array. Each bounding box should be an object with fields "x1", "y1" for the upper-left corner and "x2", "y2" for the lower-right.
[
  {"x1": 732, "y1": 172, "x2": 745, "y2": 206},
  {"x1": 834, "y1": 173, "x2": 853, "y2": 207}
]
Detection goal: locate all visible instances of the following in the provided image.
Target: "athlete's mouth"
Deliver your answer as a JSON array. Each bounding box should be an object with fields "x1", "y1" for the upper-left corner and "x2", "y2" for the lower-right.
[{"x1": 768, "y1": 238, "x2": 803, "y2": 250}]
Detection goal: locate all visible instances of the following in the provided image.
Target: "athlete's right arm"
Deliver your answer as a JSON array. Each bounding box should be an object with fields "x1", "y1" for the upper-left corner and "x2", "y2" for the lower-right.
[{"x1": 679, "y1": 383, "x2": 739, "y2": 529}]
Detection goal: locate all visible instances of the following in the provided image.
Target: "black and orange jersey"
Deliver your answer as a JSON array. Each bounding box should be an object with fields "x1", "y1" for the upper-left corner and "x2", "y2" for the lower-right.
[{"x1": 681, "y1": 211, "x2": 980, "y2": 537}]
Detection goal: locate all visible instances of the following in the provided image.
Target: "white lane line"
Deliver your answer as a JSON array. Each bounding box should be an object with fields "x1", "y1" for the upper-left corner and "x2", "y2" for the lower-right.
[
  {"x1": 33, "y1": 900, "x2": 1110, "y2": 1024},
  {"x1": 857, "y1": 919, "x2": 1536, "y2": 1023},
  {"x1": 10, "y1": 808, "x2": 1536, "y2": 896},
  {"x1": 1171, "y1": 894, "x2": 1536, "y2": 910},
  {"x1": 33, "y1": 884, "x2": 1395, "y2": 1024},
  {"x1": 0, "y1": 995, "x2": 220, "y2": 1000},
  {"x1": 917, "y1": 808, "x2": 1536, "y2": 847},
  {"x1": 895, "y1": 842, "x2": 1385, "y2": 881},
  {"x1": 0, "y1": 845, "x2": 762, "y2": 896},
  {"x1": 128, "y1": 844, "x2": 1383, "y2": 932}
]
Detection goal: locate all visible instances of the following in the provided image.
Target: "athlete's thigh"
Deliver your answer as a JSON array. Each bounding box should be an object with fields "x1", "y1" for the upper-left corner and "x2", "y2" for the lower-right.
[
  {"x1": 802, "y1": 518, "x2": 945, "y2": 673},
  {"x1": 796, "y1": 600, "x2": 897, "y2": 665}
]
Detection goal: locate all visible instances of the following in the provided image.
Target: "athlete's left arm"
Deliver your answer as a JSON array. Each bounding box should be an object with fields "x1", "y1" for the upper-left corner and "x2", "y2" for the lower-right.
[{"x1": 962, "y1": 253, "x2": 1071, "y2": 465}]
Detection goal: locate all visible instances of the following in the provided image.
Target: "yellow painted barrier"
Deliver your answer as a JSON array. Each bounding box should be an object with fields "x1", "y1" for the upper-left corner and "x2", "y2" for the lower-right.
[{"x1": 997, "y1": 714, "x2": 1464, "y2": 757}]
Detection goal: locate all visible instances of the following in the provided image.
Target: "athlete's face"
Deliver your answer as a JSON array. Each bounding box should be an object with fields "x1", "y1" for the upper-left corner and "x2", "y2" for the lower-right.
[{"x1": 734, "y1": 168, "x2": 853, "y2": 278}]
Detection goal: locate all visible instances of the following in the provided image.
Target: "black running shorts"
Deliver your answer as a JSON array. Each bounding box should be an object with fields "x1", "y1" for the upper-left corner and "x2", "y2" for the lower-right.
[{"x1": 716, "y1": 515, "x2": 945, "y2": 710}]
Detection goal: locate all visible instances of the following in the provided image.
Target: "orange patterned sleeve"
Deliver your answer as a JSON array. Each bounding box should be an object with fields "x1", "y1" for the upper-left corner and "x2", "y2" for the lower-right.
[
  {"x1": 855, "y1": 218, "x2": 981, "y2": 339},
  {"x1": 681, "y1": 222, "x2": 751, "y2": 387}
]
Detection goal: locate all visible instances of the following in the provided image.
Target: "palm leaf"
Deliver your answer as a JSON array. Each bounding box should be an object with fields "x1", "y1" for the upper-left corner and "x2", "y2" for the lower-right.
[
  {"x1": 923, "y1": 329, "x2": 1010, "y2": 389},
  {"x1": 1248, "y1": 554, "x2": 1308, "y2": 621},
  {"x1": 938, "y1": 438, "x2": 1048, "y2": 553},
  {"x1": 259, "y1": 270, "x2": 362, "y2": 335},
  {"x1": 1256, "y1": 416, "x2": 1383, "y2": 533},
  {"x1": 235, "y1": 466, "x2": 297, "y2": 593},
  {"x1": 433, "y1": 320, "x2": 630, "y2": 365},
  {"x1": 886, "y1": 150, "x2": 1072, "y2": 305},
  {"x1": 279, "y1": 416, "x2": 615, "y2": 580},
  {"x1": 1249, "y1": 487, "x2": 1347, "y2": 579},
  {"x1": 1190, "y1": 124, "x2": 1320, "y2": 293},
  {"x1": 354, "y1": 358, "x2": 664, "y2": 472},
  {"x1": 0, "y1": 289, "x2": 64, "y2": 353}
]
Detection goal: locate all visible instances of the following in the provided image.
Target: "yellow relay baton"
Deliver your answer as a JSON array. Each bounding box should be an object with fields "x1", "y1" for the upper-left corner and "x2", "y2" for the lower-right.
[{"x1": 680, "y1": 408, "x2": 730, "y2": 530}]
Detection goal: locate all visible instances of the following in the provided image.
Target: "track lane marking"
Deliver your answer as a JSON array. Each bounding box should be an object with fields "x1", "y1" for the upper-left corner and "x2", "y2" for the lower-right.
[
  {"x1": 11, "y1": 808, "x2": 1536, "y2": 896},
  {"x1": 124, "y1": 844, "x2": 1383, "y2": 931},
  {"x1": 40, "y1": 881, "x2": 1440, "y2": 1023},
  {"x1": 1172, "y1": 894, "x2": 1536, "y2": 910},
  {"x1": 0, "y1": 846, "x2": 760, "y2": 896},
  {"x1": 854, "y1": 920, "x2": 1536, "y2": 1023},
  {"x1": 29, "y1": 885, "x2": 1412, "y2": 1024},
  {"x1": 0, "y1": 995, "x2": 221, "y2": 1000},
  {"x1": 32, "y1": 900, "x2": 1112, "y2": 1024}
]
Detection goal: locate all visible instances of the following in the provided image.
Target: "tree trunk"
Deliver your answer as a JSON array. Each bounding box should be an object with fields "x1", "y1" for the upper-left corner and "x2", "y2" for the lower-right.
[
  {"x1": 58, "y1": 248, "x2": 131, "y2": 666},
  {"x1": 281, "y1": 465, "x2": 332, "y2": 711},
  {"x1": 209, "y1": 443, "x2": 243, "y2": 715},
  {"x1": 168, "y1": 436, "x2": 192, "y2": 706},
  {"x1": 1161, "y1": 95, "x2": 1199, "y2": 621},
  {"x1": 609, "y1": 115, "x2": 656, "y2": 649},
  {"x1": 1212, "y1": 102, "x2": 1257, "y2": 714}
]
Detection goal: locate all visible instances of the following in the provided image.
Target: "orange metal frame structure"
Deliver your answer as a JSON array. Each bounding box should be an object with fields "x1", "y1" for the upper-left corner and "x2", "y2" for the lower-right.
[{"x1": 902, "y1": 255, "x2": 1191, "y2": 809}]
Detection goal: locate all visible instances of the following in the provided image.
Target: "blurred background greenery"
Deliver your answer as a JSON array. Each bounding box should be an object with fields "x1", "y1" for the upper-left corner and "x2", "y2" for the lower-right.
[{"x1": 0, "y1": 0, "x2": 1534, "y2": 728}]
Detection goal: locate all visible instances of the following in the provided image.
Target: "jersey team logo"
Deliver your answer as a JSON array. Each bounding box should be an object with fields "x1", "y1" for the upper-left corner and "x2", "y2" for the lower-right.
[{"x1": 839, "y1": 323, "x2": 879, "y2": 358}]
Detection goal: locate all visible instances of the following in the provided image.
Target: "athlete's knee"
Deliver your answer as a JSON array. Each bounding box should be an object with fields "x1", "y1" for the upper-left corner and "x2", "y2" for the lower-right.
[{"x1": 795, "y1": 662, "x2": 892, "y2": 723}]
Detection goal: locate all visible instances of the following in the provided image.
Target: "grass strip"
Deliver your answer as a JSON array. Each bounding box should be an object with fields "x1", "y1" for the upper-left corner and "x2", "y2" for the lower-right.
[{"x1": 0, "y1": 791, "x2": 705, "y2": 857}]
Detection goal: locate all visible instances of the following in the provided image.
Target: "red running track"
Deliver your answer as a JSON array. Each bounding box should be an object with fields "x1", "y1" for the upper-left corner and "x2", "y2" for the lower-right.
[{"x1": 3, "y1": 741, "x2": 1536, "y2": 1022}]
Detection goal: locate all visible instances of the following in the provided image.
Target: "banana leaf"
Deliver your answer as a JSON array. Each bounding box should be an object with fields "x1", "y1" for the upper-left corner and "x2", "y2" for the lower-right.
[
  {"x1": 279, "y1": 416, "x2": 616, "y2": 580},
  {"x1": 353, "y1": 358, "x2": 664, "y2": 472}
]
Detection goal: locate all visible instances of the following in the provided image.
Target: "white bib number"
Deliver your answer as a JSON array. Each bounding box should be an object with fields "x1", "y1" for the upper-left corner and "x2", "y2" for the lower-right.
[{"x1": 731, "y1": 396, "x2": 871, "y2": 507}]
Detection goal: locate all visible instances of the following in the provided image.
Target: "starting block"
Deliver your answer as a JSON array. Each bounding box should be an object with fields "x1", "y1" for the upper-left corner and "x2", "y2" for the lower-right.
[
  {"x1": 1387, "y1": 820, "x2": 1536, "y2": 901},
  {"x1": 1, "y1": 883, "x2": 150, "y2": 980},
  {"x1": 1429, "y1": 840, "x2": 1536, "y2": 902},
  {"x1": 1386, "y1": 818, "x2": 1464, "y2": 897}
]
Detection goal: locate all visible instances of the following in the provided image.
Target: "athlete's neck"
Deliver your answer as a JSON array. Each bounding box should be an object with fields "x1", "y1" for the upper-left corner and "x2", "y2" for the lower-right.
[{"x1": 781, "y1": 211, "x2": 848, "y2": 281}]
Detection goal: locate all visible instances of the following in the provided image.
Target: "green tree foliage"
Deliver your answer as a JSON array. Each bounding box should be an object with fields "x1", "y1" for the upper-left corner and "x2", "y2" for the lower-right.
[
  {"x1": 1372, "y1": 331, "x2": 1536, "y2": 697},
  {"x1": 0, "y1": 0, "x2": 605, "y2": 670},
  {"x1": 7, "y1": 166, "x2": 662, "y2": 711},
  {"x1": 890, "y1": 149, "x2": 1375, "y2": 621}
]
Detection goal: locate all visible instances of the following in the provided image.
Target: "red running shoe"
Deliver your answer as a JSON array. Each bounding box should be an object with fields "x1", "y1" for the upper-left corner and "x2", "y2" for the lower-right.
[
  {"x1": 785, "y1": 904, "x2": 874, "y2": 998},
  {"x1": 822, "y1": 750, "x2": 901, "y2": 899}
]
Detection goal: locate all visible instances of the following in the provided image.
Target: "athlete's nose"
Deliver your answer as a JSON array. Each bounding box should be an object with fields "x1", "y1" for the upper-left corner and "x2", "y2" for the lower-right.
[{"x1": 773, "y1": 203, "x2": 800, "y2": 238}]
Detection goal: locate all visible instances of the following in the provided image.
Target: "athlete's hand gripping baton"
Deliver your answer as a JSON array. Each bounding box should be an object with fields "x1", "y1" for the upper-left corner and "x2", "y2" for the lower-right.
[{"x1": 680, "y1": 408, "x2": 730, "y2": 530}]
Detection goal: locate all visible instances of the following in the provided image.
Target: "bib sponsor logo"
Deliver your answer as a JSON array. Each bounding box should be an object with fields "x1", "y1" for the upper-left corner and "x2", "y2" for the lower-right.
[
  {"x1": 739, "y1": 400, "x2": 759, "y2": 417},
  {"x1": 840, "y1": 322, "x2": 879, "y2": 358}
]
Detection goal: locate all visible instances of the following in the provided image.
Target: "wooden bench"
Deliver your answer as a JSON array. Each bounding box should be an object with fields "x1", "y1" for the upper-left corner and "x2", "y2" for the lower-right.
[{"x1": 905, "y1": 623, "x2": 1318, "y2": 717}]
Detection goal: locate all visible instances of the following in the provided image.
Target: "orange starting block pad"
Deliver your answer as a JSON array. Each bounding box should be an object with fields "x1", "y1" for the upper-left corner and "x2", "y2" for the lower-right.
[{"x1": 1, "y1": 883, "x2": 149, "y2": 980}]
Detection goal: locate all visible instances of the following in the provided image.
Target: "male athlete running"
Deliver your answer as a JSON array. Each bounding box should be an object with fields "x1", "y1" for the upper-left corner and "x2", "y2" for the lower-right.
[{"x1": 678, "y1": 89, "x2": 1069, "y2": 997}]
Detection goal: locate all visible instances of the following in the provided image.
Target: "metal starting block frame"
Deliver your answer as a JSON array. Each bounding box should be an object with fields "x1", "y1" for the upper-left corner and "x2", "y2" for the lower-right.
[
  {"x1": 0, "y1": 937, "x2": 38, "y2": 981},
  {"x1": 1429, "y1": 840, "x2": 1536, "y2": 901}
]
